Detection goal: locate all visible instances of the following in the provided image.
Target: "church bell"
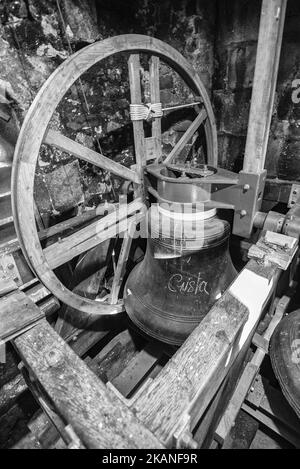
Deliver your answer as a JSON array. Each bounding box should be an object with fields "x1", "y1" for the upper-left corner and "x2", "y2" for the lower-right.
[{"x1": 124, "y1": 203, "x2": 237, "y2": 345}]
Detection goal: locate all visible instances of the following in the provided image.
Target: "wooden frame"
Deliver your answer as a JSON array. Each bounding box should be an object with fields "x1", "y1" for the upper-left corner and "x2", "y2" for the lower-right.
[
  {"x1": 11, "y1": 34, "x2": 217, "y2": 317},
  {"x1": 5, "y1": 1, "x2": 293, "y2": 448}
]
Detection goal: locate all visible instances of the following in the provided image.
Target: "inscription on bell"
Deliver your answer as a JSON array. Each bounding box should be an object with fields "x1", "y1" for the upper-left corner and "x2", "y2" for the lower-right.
[{"x1": 168, "y1": 272, "x2": 209, "y2": 296}]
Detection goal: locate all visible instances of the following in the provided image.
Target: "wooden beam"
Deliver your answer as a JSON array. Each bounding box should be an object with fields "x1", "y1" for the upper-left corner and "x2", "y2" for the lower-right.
[
  {"x1": 128, "y1": 54, "x2": 146, "y2": 200},
  {"x1": 13, "y1": 320, "x2": 163, "y2": 449},
  {"x1": 44, "y1": 129, "x2": 140, "y2": 184},
  {"x1": 109, "y1": 219, "x2": 136, "y2": 304},
  {"x1": 149, "y1": 56, "x2": 162, "y2": 161},
  {"x1": 43, "y1": 199, "x2": 144, "y2": 269},
  {"x1": 0, "y1": 289, "x2": 44, "y2": 342},
  {"x1": 243, "y1": 0, "x2": 287, "y2": 173},
  {"x1": 131, "y1": 259, "x2": 280, "y2": 447},
  {"x1": 163, "y1": 109, "x2": 207, "y2": 165},
  {"x1": 214, "y1": 295, "x2": 289, "y2": 446}
]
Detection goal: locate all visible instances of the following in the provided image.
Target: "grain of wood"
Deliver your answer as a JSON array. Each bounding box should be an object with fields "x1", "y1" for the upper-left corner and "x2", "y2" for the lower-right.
[
  {"x1": 0, "y1": 276, "x2": 17, "y2": 296},
  {"x1": 132, "y1": 292, "x2": 248, "y2": 446},
  {"x1": 163, "y1": 109, "x2": 207, "y2": 165},
  {"x1": 43, "y1": 201, "x2": 144, "y2": 269},
  {"x1": 44, "y1": 129, "x2": 140, "y2": 184},
  {"x1": 0, "y1": 289, "x2": 43, "y2": 342},
  {"x1": 13, "y1": 320, "x2": 164, "y2": 449},
  {"x1": 243, "y1": 0, "x2": 287, "y2": 173},
  {"x1": 149, "y1": 56, "x2": 162, "y2": 161},
  {"x1": 128, "y1": 54, "x2": 146, "y2": 200},
  {"x1": 132, "y1": 259, "x2": 280, "y2": 447}
]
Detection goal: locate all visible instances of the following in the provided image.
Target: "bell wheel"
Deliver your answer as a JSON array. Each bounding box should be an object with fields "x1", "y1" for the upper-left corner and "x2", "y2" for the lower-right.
[{"x1": 12, "y1": 34, "x2": 217, "y2": 316}]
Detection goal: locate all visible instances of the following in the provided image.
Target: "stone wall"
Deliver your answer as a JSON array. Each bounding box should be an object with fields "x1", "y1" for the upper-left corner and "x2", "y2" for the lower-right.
[
  {"x1": 213, "y1": 0, "x2": 300, "y2": 182},
  {"x1": 0, "y1": 0, "x2": 216, "y2": 221}
]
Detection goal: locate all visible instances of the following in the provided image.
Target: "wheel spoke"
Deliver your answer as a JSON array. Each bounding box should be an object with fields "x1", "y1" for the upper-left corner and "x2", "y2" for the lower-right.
[
  {"x1": 44, "y1": 129, "x2": 140, "y2": 184},
  {"x1": 149, "y1": 56, "x2": 162, "y2": 161},
  {"x1": 163, "y1": 108, "x2": 207, "y2": 165},
  {"x1": 128, "y1": 54, "x2": 146, "y2": 200},
  {"x1": 109, "y1": 218, "x2": 137, "y2": 304},
  {"x1": 44, "y1": 199, "x2": 145, "y2": 269}
]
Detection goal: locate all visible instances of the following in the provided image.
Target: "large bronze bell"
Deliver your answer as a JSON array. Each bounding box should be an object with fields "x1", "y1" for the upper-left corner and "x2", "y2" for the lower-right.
[{"x1": 124, "y1": 204, "x2": 237, "y2": 345}]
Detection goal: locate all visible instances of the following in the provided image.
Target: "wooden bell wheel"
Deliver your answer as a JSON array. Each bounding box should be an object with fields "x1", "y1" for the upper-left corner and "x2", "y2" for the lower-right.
[{"x1": 12, "y1": 34, "x2": 218, "y2": 317}]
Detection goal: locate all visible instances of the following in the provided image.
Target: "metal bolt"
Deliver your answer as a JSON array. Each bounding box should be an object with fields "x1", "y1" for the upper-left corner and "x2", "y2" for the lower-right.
[
  {"x1": 240, "y1": 210, "x2": 247, "y2": 217},
  {"x1": 7, "y1": 263, "x2": 14, "y2": 270},
  {"x1": 243, "y1": 184, "x2": 250, "y2": 191},
  {"x1": 46, "y1": 349, "x2": 63, "y2": 367}
]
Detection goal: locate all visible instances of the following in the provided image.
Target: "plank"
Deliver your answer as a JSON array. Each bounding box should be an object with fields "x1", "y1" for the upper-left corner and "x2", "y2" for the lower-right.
[
  {"x1": 38, "y1": 205, "x2": 100, "y2": 241},
  {"x1": 13, "y1": 320, "x2": 163, "y2": 449},
  {"x1": 111, "y1": 342, "x2": 163, "y2": 398},
  {"x1": 251, "y1": 379, "x2": 300, "y2": 437},
  {"x1": 0, "y1": 290, "x2": 44, "y2": 342},
  {"x1": 0, "y1": 205, "x2": 103, "y2": 257},
  {"x1": 242, "y1": 403, "x2": 300, "y2": 448},
  {"x1": 149, "y1": 56, "x2": 162, "y2": 161},
  {"x1": 43, "y1": 199, "x2": 144, "y2": 269},
  {"x1": 163, "y1": 109, "x2": 207, "y2": 165},
  {"x1": 44, "y1": 129, "x2": 140, "y2": 184},
  {"x1": 25, "y1": 283, "x2": 50, "y2": 304},
  {"x1": 12, "y1": 35, "x2": 217, "y2": 316},
  {"x1": 0, "y1": 276, "x2": 17, "y2": 297},
  {"x1": 243, "y1": 0, "x2": 287, "y2": 173},
  {"x1": 128, "y1": 54, "x2": 146, "y2": 200},
  {"x1": 132, "y1": 259, "x2": 280, "y2": 447}
]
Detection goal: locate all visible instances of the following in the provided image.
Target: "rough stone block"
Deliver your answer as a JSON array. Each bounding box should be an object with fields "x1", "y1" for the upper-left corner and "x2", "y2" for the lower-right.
[
  {"x1": 34, "y1": 173, "x2": 53, "y2": 214},
  {"x1": 213, "y1": 90, "x2": 251, "y2": 135},
  {"x1": 227, "y1": 43, "x2": 257, "y2": 90},
  {"x1": 277, "y1": 139, "x2": 300, "y2": 181},
  {"x1": 159, "y1": 74, "x2": 174, "y2": 90},
  {"x1": 217, "y1": 132, "x2": 245, "y2": 172},
  {"x1": 277, "y1": 42, "x2": 300, "y2": 84},
  {"x1": 43, "y1": 160, "x2": 84, "y2": 213},
  {"x1": 217, "y1": 0, "x2": 261, "y2": 46}
]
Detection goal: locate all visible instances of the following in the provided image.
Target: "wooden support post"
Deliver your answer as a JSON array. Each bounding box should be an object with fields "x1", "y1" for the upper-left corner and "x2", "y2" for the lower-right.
[
  {"x1": 131, "y1": 259, "x2": 281, "y2": 447},
  {"x1": 13, "y1": 320, "x2": 163, "y2": 449},
  {"x1": 243, "y1": 0, "x2": 287, "y2": 173},
  {"x1": 214, "y1": 295, "x2": 291, "y2": 447},
  {"x1": 149, "y1": 56, "x2": 162, "y2": 161},
  {"x1": 128, "y1": 54, "x2": 146, "y2": 200}
]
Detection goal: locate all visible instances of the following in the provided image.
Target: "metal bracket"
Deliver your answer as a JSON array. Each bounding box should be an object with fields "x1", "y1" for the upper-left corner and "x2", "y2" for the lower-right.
[
  {"x1": 232, "y1": 170, "x2": 267, "y2": 238},
  {"x1": 287, "y1": 183, "x2": 300, "y2": 208}
]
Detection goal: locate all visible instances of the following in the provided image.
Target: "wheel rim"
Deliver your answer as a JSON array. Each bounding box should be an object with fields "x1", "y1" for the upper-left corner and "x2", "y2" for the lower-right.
[{"x1": 12, "y1": 34, "x2": 217, "y2": 316}]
